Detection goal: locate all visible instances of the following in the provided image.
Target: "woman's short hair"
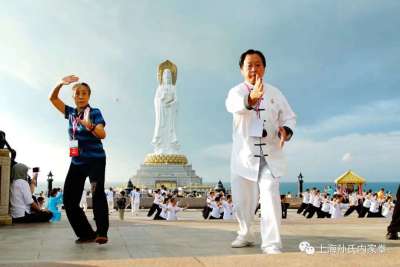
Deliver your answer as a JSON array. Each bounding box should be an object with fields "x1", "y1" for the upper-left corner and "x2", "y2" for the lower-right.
[
  {"x1": 239, "y1": 49, "x2": 266, "y2": 68},
  {"x1": 72, "y1": 82, "x2": 91, "y2": 95}
]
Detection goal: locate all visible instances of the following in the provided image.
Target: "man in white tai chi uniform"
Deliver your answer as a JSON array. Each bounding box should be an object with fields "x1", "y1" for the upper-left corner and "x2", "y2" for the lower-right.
[{"x1": 225, "y1": 49, "x2": 296, "y2": 254}]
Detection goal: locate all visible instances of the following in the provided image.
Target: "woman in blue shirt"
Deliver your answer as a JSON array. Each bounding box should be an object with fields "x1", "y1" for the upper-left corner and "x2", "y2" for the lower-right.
[{"x1": 49, "y1": 75, "x2": 109, "y2": 244}]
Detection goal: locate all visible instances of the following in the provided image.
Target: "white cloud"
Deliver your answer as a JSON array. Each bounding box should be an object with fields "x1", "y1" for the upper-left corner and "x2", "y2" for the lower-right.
[
  {"x1": 285, "y1": 131, "x2": 400, "y2": 182},
  {"x1": 299, "y1": 98, "x2": 400, "y2": 137}
]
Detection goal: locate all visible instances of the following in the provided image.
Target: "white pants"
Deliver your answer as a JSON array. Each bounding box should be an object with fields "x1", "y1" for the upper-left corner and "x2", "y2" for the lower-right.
[
  {"x1": 131, "y1": 200, "x2": 140, "y2": 214},
  {"x1": 107, "y1": 199, "x2": 114, "y2": 212},
  {"x1": 231, "y1": 160, "x2": 282, "y2": 249}
]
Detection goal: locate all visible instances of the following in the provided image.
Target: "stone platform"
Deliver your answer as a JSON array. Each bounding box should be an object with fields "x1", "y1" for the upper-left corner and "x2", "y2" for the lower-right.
[
  {"x1": 1, "y1": 210, "x2": 400, "y2": 266},
  {"x1": 131, "y1": 163, "x2": 202, "y2": 188}
]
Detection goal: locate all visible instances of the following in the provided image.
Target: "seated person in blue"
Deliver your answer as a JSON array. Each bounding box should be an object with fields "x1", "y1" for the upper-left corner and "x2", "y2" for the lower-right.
[{"x1": 47, "y1": 188, "x2": 63, "y2": 222}]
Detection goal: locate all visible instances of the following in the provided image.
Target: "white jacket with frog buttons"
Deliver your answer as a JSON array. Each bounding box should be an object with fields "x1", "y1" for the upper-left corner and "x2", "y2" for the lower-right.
[{"x1": 225, "y1": 82, "x2": 296, "y2": 182}]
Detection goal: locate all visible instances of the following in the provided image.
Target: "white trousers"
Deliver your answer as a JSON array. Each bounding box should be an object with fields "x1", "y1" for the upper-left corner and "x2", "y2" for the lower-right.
[
  {"x1": 231, "y1": 160, "x2": 282, "y2": 249},
  {"x1": 131, "y1": 200, "x2": 140, "y2": 213}
]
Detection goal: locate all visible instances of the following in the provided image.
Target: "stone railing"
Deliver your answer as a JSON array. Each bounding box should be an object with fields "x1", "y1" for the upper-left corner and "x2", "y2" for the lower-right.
[{"x1": 283, "y1": 197, "x2": 302, "y2": 209}]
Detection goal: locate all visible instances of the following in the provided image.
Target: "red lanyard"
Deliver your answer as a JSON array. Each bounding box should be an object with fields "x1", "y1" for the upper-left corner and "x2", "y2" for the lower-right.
[{"x1": 244, "y1": 83, "x2": 263, "y2": 119}]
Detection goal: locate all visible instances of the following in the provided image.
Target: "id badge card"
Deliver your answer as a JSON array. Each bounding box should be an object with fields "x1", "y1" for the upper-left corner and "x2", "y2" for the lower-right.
[
  {"x1": 69, "y1": 140, "x2": 79, "y2": 157},
  {"x1": 249, "y1": 117, "x2": 263, "y2": 137}
]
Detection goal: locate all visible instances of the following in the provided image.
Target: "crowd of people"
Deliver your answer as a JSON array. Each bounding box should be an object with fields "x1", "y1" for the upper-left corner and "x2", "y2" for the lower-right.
[
  {"x1": 202, "y1": 191, "x2": 234, "y2": 220},
  {"x1": 297, "y1": 187, "x2": 395, "y2": 219}
]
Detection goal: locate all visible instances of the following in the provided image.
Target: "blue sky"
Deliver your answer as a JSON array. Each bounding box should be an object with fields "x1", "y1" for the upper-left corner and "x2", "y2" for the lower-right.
[{"x1": 1, "y1": 1, "x2": 399, "y2": 185}]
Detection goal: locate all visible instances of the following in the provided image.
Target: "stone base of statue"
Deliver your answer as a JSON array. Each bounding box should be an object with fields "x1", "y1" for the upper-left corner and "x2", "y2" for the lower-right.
[
  {"x1": 131, "y1": 153, "x2": 202, "y2": 189},
  {"x1": 0, "y1": 149, "x2": 12, "y2": 225}
]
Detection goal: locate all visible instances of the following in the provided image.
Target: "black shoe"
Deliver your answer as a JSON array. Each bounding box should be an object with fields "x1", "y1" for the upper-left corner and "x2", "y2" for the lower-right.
[
  {"x1": 75, "y1": 237, "x2": 96, "y2": 244},
  {"x1": 386, "y1": 232, "x2": 398, "y2": 240}
]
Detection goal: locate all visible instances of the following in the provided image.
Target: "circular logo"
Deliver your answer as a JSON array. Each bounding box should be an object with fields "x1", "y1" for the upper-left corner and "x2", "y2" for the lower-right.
[
  {"x1": 305, "y1": 246, "x2": 315, "y2": 255},
  {"x1": 299, "y1": 241, "x2": 310, "y2": 252}
]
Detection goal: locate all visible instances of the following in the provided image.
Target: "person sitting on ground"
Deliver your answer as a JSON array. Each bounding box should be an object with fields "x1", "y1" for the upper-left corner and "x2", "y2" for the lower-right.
[
  {"x1": 158, "y1": 197, "x2": 170, "y2": 220},
  {"x1": 166, "y1": 198, "x2": 188, "y2": 221},
  {"x1": 330, "y1": 194, "x2": 347, "y2": 219},
  {"x1": 202, "y1": 191, "x2": 215, "y2": 219},
  {"x1": 10, "y1": 163, "x2": 53, "y2": 223},
  {"x1": 47, "y1": 188, "x2": 63, "y2": 222},
  {"x1": 37, "y1": 196, "x2": 45, "y2": 210},
  {"x1": 367, "y1": 193, "x2": 383, "y2": 218},
  {"x1": 222, "y1": 194, "x2": 235, "y2": 220},
  {"x1": 382, "y1": 196, "x2": 394, "y2": 218},
  {"x1": 209, "y1": 196, "x2": 223, "y2": 219}
]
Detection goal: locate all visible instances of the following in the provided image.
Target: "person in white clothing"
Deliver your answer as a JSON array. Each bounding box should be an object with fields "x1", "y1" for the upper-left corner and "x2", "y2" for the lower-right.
[
  {"x1": 331, "y1": 194, "x2": 346, "y2": 219},
  {"x1": 344, "y1": 192, "x2": 360, "y2": 217},
  {"x1": 106, "y1": 187, "x2": 114, "y2": 213},
  {"x1": 303, "y1": 188, "x2": 316, "y2": 217},
  {"x1": 166, "y1": 198, "x2": 187, "y2": 221},
  {"x1": 307, "y1": 190, "x2": 321, "y2": 219},
  {"x1": 158, "y1": 198, "x2": 169, "y2": 220},
  {"x1": 222, "y1": 195, "x2": 235, "y2": 220},
  {"x1": 382, "y1": 196, "x2": 394, "y2": 218},
  {"x1": 360, "y1": 193, "x2": 372, "y2": 218},
  {"x1": 131, "y1": 188, "x2": 141, "y2": 215},
  {"x1": 209, "y1": 196, "x2": 223, "y2": 219},
  {"x1": 320, "y1": 194, "x2": 331, "y2": 218},
  {"x1": 297, "y1": 189, "x2": 310, "y2": 214},
  {"x1": 226, "y1": 49, "x2": 296, "y2": 254},
  {"x1": 367, "y1": 193, "x2": 382, "y2": 217},
  {"x1": 147, "y1": 189, "x2": 162, "y2": 217}
]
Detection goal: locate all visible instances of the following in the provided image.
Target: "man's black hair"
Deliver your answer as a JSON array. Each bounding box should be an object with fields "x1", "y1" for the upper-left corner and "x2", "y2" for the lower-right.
[{"x1": 239, "y1": 49, "x2": 266, "y2": 68}]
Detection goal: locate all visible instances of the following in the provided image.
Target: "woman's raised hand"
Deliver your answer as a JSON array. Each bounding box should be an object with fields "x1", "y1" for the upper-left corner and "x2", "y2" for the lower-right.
[{"x1": 61, "y1": 75, "x2": 79, "y2": 85}]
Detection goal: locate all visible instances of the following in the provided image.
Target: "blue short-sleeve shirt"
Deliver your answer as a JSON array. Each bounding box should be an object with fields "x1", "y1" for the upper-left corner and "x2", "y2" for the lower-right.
[{"x1": 65, "y1": 105, "x2": 106, "y2": 165}]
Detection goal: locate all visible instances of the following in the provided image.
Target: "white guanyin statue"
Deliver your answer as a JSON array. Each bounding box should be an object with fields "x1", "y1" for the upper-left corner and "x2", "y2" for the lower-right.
[{"x1": 151, "y1": 60, "x2": 180, "y2": 154}]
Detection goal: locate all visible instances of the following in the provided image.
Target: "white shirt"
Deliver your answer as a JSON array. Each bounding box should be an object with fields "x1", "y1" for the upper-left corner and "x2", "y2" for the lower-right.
[
  {"x1": 369, "y1": 199, "x2": 379, "y2": 213},
  {"x1": 382, "y1": 202, "x2": 394, "y2": 217},
  {"x1": 309, "y1": 192, "x2": 315, "y2": 205},
  {"x1": 330, "y1": 202, "x2": 343, "y2": 219},
  {"x1": 363, "y1": 198, "x2": 371, "y2": 208},
  {"x1": 166, "y1": 204, "x2": 183, "y2": 220},
  {"x1": 226, "y1": 82, "x2": 296, "y2": 181},
  {"x1": 131, "y1": 191, "x2": 141, "y2": 202},
  {"x1": 106, "y1": 190, "x2": 114, "y2": 201},
  {"x1": 349, "y1": 193, "x2": 358, "y2": 206},
  {"x1": 159, "y1": 203, "x2": 168, "y2": 219},
  {"x1": 321, "y1": 200, "x2": 330, "y2": 212},
  {"x1": 10, "y1": 179, "x2": 33, "y2": 218},
  {"x1": 222, "y1": 201, "x2": 234, "y2": 220},
  {"x1": 153, "y1": 193, "x2": 163, "y2": 204},
  {"x1": 312, "y1": 195, "x2": 321, "y2": 208},
  {"x1": 302, "y1": 192, "x2": 310, "y2": 204},
  {"x1": 210, "y1": 201, "x2": 222, "y2": 218}
]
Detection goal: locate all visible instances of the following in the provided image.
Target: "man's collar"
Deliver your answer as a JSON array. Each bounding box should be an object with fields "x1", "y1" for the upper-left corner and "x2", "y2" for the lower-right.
[{"x1": 244, "y1": 81, "x2": 254, "y2": 88}]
